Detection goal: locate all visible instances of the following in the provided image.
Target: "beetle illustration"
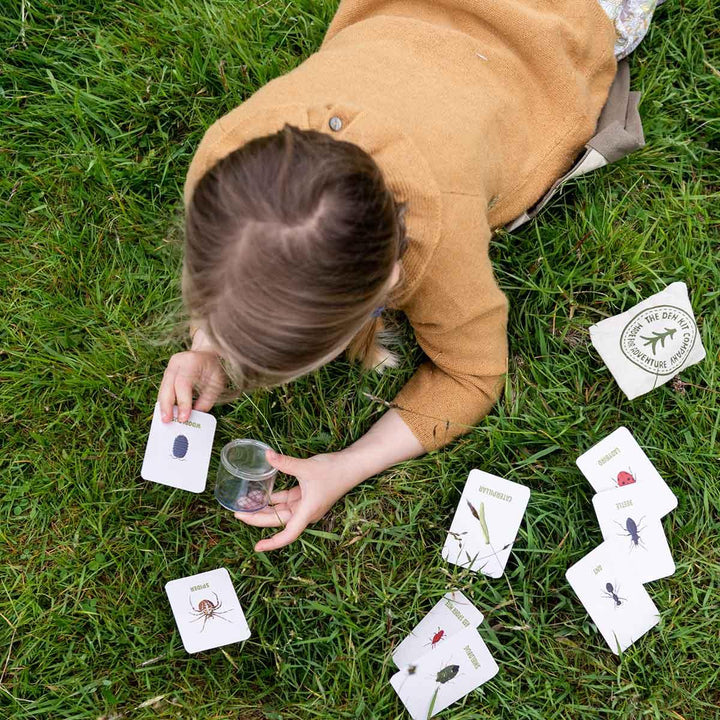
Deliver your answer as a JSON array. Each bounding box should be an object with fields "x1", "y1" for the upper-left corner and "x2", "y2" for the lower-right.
[
  {"x1": 615, "y1": 516, "x2": 647, "y2": 551},
  {"x1": 435, "y1": 663, "x2": 460, "y2": 684},
  {"x1": 613, "y1": 468, "x2": 636, "y2": 487},
  {"x1": 601, "y1": 581, "x2": 626, "y2": 607},
  {"x1": 425, "y1": 627, "x2": 446, "y2": 649},
  {"x1": 172, "y1": 434, "x2": 189, "y2": 460},
  {"x1": 188, "y1": 591, "x2": 233, "y2": 632}
]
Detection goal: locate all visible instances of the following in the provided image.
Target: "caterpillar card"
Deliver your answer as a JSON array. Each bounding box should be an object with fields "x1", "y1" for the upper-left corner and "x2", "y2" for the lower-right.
[{"x1": 442, "y1": 471, "x2": 530, "y2": 578}]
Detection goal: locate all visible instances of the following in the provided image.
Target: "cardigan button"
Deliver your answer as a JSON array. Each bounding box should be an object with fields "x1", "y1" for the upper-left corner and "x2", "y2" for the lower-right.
[{"x1": 328, "y1": 116, "x2": 343, "y2": 131}]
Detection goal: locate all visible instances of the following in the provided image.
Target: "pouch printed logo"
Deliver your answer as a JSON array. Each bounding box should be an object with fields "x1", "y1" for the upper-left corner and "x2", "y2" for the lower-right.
[{"x1": 619, "y1": 305, "x2": 697, "y2": 376}]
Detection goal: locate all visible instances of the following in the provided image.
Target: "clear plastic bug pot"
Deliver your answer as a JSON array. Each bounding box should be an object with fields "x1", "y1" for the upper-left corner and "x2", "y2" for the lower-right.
[{"x1": 214, "y1": 439, "x2": 277, "y2": 513}]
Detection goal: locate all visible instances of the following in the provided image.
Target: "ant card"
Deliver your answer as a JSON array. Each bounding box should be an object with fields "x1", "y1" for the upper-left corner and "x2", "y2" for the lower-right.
[
  {"x1": 165, "y1": 568, "x2": 250, "y2": 654},
  {"x1": 392, "y1": 591, "x2": 484, "y2": 669},
  {"x1": 576, "y1": 427, "x2": 677, "y2": 516},
  {"x1": 566, "y1": 542, "x2": 660, "y2": 655},
  {"x1": 442, "y1": 470, "x2": 531, "y2": 578},
  {"x1": 141, "y1": 402, "x2": 217, "y2": 493},
  {"x1": 592, "y1": 486, "x2": 675, "y2": 584},
  {"x1": 390, "y1": 625, "x2": 499, "y2": 719}
]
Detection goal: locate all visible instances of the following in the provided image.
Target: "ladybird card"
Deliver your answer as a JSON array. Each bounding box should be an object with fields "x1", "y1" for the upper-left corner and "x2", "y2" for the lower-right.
[
  {"x1": 141, "y1": 402, "x2": 217, "y2": 493},
  {"x1": 592, "y1": 485, "x2": 675, "y2": 584},
  {"x1": 442, "y1": 470, "x2": 531, "y2": 578},
  {"x1": 566, "y1": 542, "x2": 660, "y2": 655},
  {"x1": 576, "y1": 427, "x2": 677, "y2": 517},
  {"x1": 165, "y1": 568, "x2": 250, "y2": 654},
  {"x1": 392, "y1": 591, "x2": 484, "y2": 669},
  {"x1": 390, "y1": 625, "x2": 499, "y2": 719}
]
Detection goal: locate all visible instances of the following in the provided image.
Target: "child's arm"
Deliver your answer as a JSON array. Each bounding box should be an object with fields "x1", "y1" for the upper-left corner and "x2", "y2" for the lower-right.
[
  {"x1": 234, "y1": 408, "x2": 424, "y2": 552},
  {"x1": 392, "y1": 193, "x2": 509, "y2": 451}
]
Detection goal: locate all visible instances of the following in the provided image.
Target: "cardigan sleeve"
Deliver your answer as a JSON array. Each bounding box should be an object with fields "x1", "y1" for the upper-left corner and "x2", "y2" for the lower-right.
[{"x1": 392, "y1": 193, "x2": 509, "y2": 451}]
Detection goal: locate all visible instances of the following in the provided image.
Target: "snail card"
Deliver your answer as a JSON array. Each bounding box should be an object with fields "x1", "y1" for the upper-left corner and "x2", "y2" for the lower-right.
[
  {"x1": 390, "y1": 625, "x2": 499, "y2": 719},
  {"x1": 392, "y1": 591, "x2": 484, "y2": 669},
  {"x1": 442, "y1": 471, "x2": 531, "y2": 578},
  {"x1": 576, "y1": 427, "x2": 677, "y2": 516},
  {"x1": 165, "y1": 568, "x2": 250, "y2": 654},
  {"x1": 141, "y1": 402, "x2": 217, "y2": 493},
  {"x1": 566, "y1": 542, "x2": 660, "y2": 655},
  {"x1": 588, "y1": 281, "x2": 705, "y2": 400},
  {"x1": 592, "y1": 485, "x2": 675, "y2": 584}
]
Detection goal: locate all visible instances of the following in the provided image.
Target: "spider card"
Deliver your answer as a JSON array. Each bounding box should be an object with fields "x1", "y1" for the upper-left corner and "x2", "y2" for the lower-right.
[
  {"x1": 592, "y1": 485, "x2": 675, "y2": 584},
  {"x1": 390, "y1": 625, "x2": 499, "y2": 719},
  {"x1": 566, "y1": 542, "x2": 660, "y2": 655},
  {"x1": 442, "y1": 470, "x2": 531, "y2": 578},
  {"x1": 141, "y1": 402, "x2": 217, "y2": 493},
  {"x1": 392, "y1": 591, "x2": 484, "y2": 669},
  {"x1": 165, "y1": 568, "x2": 250, "y2": 654},
  {"x1": 576, "y1": 427, "x2": 677, "y2": 516}
]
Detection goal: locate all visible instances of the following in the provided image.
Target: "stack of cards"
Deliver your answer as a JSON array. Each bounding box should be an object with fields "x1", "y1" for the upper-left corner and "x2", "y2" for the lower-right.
[
  {"x1": 390, "y1": 592, "x2": 498, "y2": 719},
  {"x1": 165, "y1": 568, "x2": 250, "y2": 653},
  {"x1": 141, "y1": 402, "x2": 217, "y2": 493},
  {"x1": 442, "y1": 470, "x2": 531, "y2": 578},
  {"x1": 567, "y1": 427, "x2": 677, "y2": 653}
]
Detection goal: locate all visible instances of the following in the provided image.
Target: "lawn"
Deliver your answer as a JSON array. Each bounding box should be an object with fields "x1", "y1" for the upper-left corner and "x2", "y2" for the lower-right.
[{"x1": 1, "y1": 1, "x2": 718, "y2": 718}]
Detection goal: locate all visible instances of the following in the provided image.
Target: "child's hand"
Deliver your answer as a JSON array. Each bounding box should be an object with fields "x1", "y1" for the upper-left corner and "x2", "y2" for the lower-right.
[
  {"x1": 234, "y1": 449, "x2": 364, "y2": 552},
  {"x1": 158, "y1": 350, "x2": 226, "y2": 423}
]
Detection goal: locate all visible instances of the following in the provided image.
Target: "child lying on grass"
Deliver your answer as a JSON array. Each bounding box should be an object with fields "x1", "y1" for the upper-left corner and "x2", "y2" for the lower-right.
[{"x1": 157, "y1": 0, "x2": 658, "y2": 551}]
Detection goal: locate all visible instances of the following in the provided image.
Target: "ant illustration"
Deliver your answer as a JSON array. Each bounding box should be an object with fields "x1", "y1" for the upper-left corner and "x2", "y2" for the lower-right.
[
  {"x1": 171, "y1": 434, "x2": 189, "y2": 461},
  {"x1": 425, "y1": 627, "x2": 446, "y2": 649},
  {"x1": 188, "y1": 591, "x2": 233, "y2": 632},
  {"x1": 601, "y1": 581, "x2": 627, "y2": 608},
  {"x1": 615, "y1": 516, "x2": 647, "y2": 551},
  {"x1": 613, "y1": 468, "x2": 636, "y2": 487}
]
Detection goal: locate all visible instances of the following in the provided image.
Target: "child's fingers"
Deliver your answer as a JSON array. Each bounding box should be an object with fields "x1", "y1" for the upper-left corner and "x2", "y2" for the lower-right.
[
  {"x1": 265, "y1": 449, "x2": 304, "y2": 478},
  {"x1": 269, "y1": 487, "x2": 300, "y2": 506},
  {"x1": 234, "y1": 505, "x2": 292, "y2": 527},
  {"x1": 193, "y1": 384, "x2": 219, "y2": 412},
  {"x1": 174, "y1": 375, "x2": 194, "y2": 422},
  {"x1": 157, "y1": 369, "x2": 178, "y2": 422},
  {"x1": 254, "y1": 510, "x2": 310, "y2": 552}
]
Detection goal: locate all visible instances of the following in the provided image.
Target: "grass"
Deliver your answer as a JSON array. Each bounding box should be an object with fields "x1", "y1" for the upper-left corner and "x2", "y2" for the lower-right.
[{"x1": 1, "y1": 0, "x2": 718, "y2": 718}]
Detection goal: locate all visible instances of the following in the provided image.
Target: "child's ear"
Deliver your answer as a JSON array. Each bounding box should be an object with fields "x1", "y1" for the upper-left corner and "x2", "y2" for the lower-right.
[{"x1": 390, "y1": 262, "x2": 402, "y2": 289}]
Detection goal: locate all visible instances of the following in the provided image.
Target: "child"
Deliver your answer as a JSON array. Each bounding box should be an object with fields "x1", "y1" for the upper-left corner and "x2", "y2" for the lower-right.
[{"x1": 158, "y1": 0, "x2": 658, "y2": 551}]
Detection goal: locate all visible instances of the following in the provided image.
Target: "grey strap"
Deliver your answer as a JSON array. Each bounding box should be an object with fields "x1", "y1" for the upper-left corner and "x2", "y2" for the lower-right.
[{"x1": 505, "y1": 60, "x2": 645, "y2": 232}]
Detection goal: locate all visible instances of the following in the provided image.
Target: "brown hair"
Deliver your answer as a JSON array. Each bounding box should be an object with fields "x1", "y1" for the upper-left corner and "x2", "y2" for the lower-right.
[{"x1": 183, "y1": 124, "x2": 407, "y2": 391}]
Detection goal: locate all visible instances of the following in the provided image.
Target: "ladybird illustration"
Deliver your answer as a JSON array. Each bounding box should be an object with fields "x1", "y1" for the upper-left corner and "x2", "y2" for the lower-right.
[
  {"x1": 616, "y1": 470, "x2": 636, "y2": 487},
  {"x1": 172, "y1": 434, "x2": 189, "y2": 459}
]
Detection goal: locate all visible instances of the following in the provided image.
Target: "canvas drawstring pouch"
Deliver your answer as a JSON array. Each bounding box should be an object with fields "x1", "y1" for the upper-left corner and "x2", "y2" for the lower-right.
[{"x1": 589, "y1": 282, "x2": 706, "y2": 400}]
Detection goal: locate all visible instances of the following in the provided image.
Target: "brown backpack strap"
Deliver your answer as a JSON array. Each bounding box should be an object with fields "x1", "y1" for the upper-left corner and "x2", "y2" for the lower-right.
[{"x1": 505, "y1": 60, "x2": 645, "y2": 232}]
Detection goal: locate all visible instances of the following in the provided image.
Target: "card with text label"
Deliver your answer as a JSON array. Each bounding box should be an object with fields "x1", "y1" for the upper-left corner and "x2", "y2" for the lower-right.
[
  {"x1": 141, "y1": 402, "x2": 216, "y2": 493},
  {"x1": 165, "y1": 568, "x2": 250, "y2": 654},
  {"x1": 392, "y1": 591, "x2": 484, "y2": 669},
  {"x1": 390, "y1": 625, "x2": 499, "y2": 719},
  {"x1": 576, "y1": 427, "x2": 677, "y2": 516},
  {"x1": 592, "y1": 485, "x2": 675, "y2": 583},
  {"x1": 442, "y1": 470, "x2": 530, "y2": 578},
  {"x1": 566, "y1": 542, "x2": 660, "y2": 654}
]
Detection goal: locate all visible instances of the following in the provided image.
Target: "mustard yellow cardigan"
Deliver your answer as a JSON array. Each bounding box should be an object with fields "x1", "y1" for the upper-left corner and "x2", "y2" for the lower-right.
[{"x1": 185, "y1": 0, "x2": 617, "y2": 451}]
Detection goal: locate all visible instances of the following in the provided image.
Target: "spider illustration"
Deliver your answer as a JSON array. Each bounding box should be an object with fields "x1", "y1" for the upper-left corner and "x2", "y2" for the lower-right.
[{"x1": 188, "y1": 592, "x2": 233, "y2": 632}]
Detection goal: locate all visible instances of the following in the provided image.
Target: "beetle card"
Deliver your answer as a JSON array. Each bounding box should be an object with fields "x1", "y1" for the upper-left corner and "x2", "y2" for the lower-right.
[
  {"x1": 566, "y1": 542, "x2": 660, "y2": 655},
  {"x1": 576, "y1": 427, "x2": 677, "y2": 516},
  {"x1": 165, "y1": 568, "x2": 250, "y2": 654},
  {"x1": 141, "y1": 402, "x2": 217, "y2": 493},
  {"x1": 390, "y1": 625, "x2": 499, "y2": 719},
  {"x1": 442, "y1": 470, "x2": 531, "y2": 578},
  {"x1": 392, "y1": 591, "x2": 484, "y2": 669},
  {"x1": 592, "y1": 486, "x2": 675, "y2": 584}
]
